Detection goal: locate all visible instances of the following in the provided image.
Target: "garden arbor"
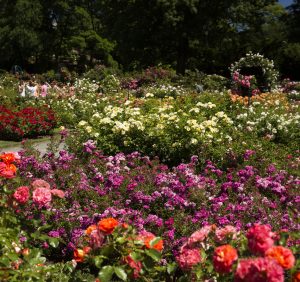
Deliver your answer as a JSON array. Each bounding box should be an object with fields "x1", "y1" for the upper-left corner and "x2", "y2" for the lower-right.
[{"x1": 230, "y1": 52, "x2": 279, "y2": 93}]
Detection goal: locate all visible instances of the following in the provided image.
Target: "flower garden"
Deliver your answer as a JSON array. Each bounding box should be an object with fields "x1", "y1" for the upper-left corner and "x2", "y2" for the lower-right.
[{"x1": 0, "y1": 59, "x2": 300, "y2": 281}]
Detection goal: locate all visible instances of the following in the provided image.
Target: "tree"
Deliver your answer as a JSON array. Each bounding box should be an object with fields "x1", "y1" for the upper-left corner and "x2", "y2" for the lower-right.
[{"x1": 0, "y1": 0, "x2": 43, "y2": 70}]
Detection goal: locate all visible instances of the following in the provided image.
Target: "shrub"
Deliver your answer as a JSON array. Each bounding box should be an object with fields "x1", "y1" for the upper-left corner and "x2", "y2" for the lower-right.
[
  {"x1": 201, "y1": 74, "x2": 229, "y2": 91},
  {"x1": 0, "y1": 106, "x2": 56, "y2": 141}
]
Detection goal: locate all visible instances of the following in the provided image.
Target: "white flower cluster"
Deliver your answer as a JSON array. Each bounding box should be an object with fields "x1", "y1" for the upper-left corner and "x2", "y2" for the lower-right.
[{"x1": 230, "y1": 52, "x2": 279, "y2": 88}]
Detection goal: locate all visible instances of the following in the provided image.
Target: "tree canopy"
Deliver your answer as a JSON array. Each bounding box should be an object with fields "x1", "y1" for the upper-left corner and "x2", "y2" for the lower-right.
[{"x1": 0, "y1": 0, "x2": 299, "y2": 78}]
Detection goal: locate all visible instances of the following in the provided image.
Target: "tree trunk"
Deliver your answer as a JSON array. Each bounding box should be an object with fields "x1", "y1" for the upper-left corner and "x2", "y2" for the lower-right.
[{"x1": 176, "y1": 36, "x2": 188, "y2": 75}]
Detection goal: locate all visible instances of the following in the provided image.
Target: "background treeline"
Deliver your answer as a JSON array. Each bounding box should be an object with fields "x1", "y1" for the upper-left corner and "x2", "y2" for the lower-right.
[{"x1": 0, "y1": 0, "x2": 299, "y2": 79}]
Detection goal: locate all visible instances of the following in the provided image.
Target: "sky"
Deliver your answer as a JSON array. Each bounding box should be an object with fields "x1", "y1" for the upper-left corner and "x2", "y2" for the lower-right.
[{"x1": 279, "y1": 0, "x2": 293, "y2": 7}]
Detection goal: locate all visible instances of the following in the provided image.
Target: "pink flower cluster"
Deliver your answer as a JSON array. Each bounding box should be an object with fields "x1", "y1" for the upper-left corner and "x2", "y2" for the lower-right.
[
  {"x1": 13, "y1": 186, "x2": 30, "y2": 204},
  {"x1": 177, "y1": 224, "x2": 295, "y2": 281},
  {"x1": 233, "y1": 71, "x2": 253, "y2": 88},
  {"x1": 247, "y1": 224, "x2": 275, "y2": 255},
  {"x1": 176, "y1": 248, "x2": 202, "y2": 270},
  {"x1": 235, "y1": 257, "x2": 284, "y2": 282},
  {"x1": 13, "y1": 179, "x2": 65, "y2": 207}
]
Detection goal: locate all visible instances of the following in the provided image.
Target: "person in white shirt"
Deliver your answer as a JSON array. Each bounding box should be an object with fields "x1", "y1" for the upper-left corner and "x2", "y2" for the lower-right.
[
  {"x1": 26, "y1": 81, "x2": 37, "y2": 97},
  {"x1": 18, "y1": 81, "x2": 26, "y2": 97}
]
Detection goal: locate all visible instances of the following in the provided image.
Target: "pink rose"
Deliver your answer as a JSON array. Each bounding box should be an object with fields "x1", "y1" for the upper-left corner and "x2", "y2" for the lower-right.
[
  {"x1": 235, "y1": 258, "x2": 284, "y2": 282},
  {"x1": 186, "y1": 225, "x2": 214, "y2": 248},
  {"x1": 32, "y1": 187, "x2": 52, "y2": 206},
  {"x1": 13, "y1": 186, "x2": 30, "y2": 204},
  {"x1": 89, "y1": 230, "x2": 105, "y2": 249},
  {"x1": 215, "y1": 225, "x2": 237, "y2": 243},
  {"x1": 51, "y1": 189, "x2": 65, "y2": 198},
  {"x1": 176, "y1": 248, "x2": 202, "y2": 270},
  {"x1": 31, "y1": 179, "x2": 50, "y2": 190},
  {"x1": 247, "y1": 224, "x2": 274, "y2": 255}
]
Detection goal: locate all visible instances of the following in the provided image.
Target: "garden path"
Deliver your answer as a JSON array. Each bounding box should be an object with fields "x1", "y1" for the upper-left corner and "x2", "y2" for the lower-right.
[{"x1": 0, "y1": 139, "x2": 65, "y2": 155}]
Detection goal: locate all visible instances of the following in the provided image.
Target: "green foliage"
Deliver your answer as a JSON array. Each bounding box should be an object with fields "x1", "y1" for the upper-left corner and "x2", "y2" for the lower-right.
[{"x1": 201, "y1": 74, "x2": 229, "y2": 91}]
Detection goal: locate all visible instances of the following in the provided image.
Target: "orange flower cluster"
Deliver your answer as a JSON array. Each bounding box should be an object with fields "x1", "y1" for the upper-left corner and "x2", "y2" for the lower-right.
[
  {"x1": 213, "y1": 245, "x2": 238, "y2": 273},
  {"x1": 265, "y1": 246, "x2": 295, "y2": 270},
  {"x1": 73, "y1": 246, "x2": 91, "y2": 262},
  {"x1": 74, "y1": 218, "x2": 120, "y2": 262},
  {"x1": 97, "y1": 218, "x2": 119, "y2": 234},
  {"x1": 230, "y1": 92, "x2": 289, "y2": 107},
  {"x1": 137, "y1": 231, "x2": 164, "y2": 251},
  {"x1": 0, "y1": 152, "x2": 18, "y2": 179}
]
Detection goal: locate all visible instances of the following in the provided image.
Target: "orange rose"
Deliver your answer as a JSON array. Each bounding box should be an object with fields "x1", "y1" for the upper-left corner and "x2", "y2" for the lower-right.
[
  {"x1": 0, "y1": 162, "x2": 16, "y2": 178},
  {"x1": 138, "y1": 231, "x2": 164, "y2": 251},
  {"x1": 22, "y1": 248, "x2": 30, "y2": 256},
  {"x1": 0, "y1": 153, "x2": 16, "y2": 164},
  {"x1": 293, "y1": 272, "x2": 300, "y2": 282},
  {"x1": 265, "y1": 246, "x2": 295, "y2": 269},
  {"x1": 213, "y1": 245, "x2": 238, "y2": 273},
  {"x1": 98, "y1": 218, "x2": 119, "y2": 234},
  {"x1": 73, "y1": 249, "x2": 85, "y2": 262},
  {"x1": 83, "y1": 246, "x2": 92, "y2": 255},
  {"x1": 8, "y1": 163, "x2": 17, "y2": 173},
  {"x1": 85, "y1": 225, "x2": 97, "y2": 235}
]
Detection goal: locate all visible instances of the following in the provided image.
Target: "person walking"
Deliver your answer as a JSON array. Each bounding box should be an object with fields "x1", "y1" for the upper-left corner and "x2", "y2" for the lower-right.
[
  {"x1": 40, "y1": 81, "x2": 49, "y2": 97},
  {"x1": 18, "y1": 81, "x2": 26, "y2": 97},
  {"x1": 26, "y1": 81, "x2": 37, "y2": 97}
]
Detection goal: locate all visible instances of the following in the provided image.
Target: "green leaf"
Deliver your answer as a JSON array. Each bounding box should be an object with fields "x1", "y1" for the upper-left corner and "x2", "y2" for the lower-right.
[
  {"x1": 129, "y1": 252, "x2": 143, "y2": 261},
  {"x1": 98, "y1": 265, "x2": 114, "y2": 282},
  {"x1": 7, "y1": 253, "x2": 19, "y2": 261},
  {"x1": 114, "y1": 266, "x2": 127, "y2": 281},
  {"x1": 145, "y1": 249, "x2": 161, "y2": 262},
  {"x1": 94, "y1": 256, "x2": 103, "y2": 268},
  {"x1": 49, "y1": 238, "x2": 59, "y2": 248},
  {"x1": 149, "y1": 237, "x2": 162, "y2": 248},
  {"x1": 116, "y1": 237, "x2": 126, "y2": 244},
  {"x1": 167, "y1": 262, "x2": 177, "y2": 274}
]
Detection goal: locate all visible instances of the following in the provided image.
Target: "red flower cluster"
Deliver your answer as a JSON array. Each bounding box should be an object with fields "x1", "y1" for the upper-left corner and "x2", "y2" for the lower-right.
[{"x1": 0, "y1": 105, "x2": 56, "y2": 141}]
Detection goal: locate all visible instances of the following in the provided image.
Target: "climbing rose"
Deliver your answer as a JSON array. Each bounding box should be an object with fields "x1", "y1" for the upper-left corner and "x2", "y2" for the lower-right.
[
  {"x1": 97, "y1": 218, "x2": 118, "y2": 234},
  {"x1": 176, "y1": 248, "x2": 202, "y2": 270},
  {"x1": 13, "y1": 186, "x2": 30, "y2": 204},
  {"x1": 32, "y1": 187, "x2": 52, "y2": 206},
  {"x1": 265, "y1": 246, "x2": 295, "y2": 269},
  {"x1": 213, "y1": 245, "x2": 238, "y2": 273},
  {"x1": 247, "y1": 224, "x2": 274, "y2": 255},
  {"x1": 235, "y1": 257, "x2": 284, "y2": 282}
]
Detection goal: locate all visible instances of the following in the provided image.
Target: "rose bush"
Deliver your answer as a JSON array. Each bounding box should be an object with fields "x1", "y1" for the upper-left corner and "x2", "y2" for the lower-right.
[{"x1": 0, "y1": 105, "x2": 56, "y2": 141}]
